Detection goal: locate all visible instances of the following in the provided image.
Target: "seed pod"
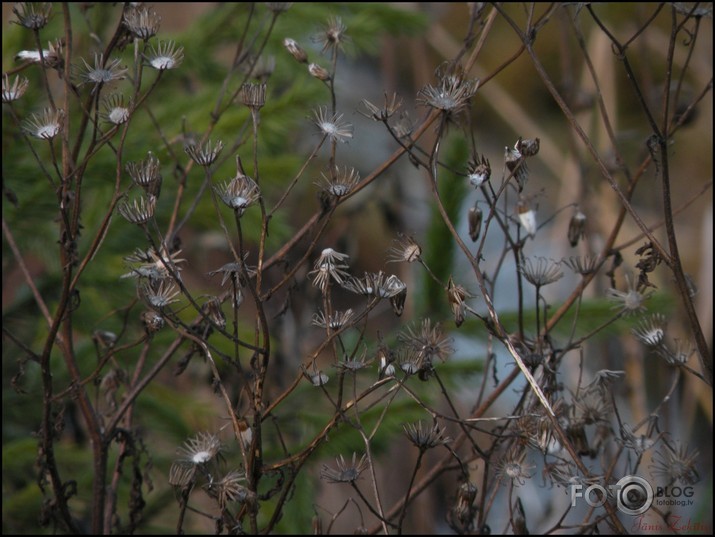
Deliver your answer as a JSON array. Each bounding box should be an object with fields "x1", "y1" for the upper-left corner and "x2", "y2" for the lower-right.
[
  {"x1": 468, "y1": 204, "x2": 483, "y2": 242},
  {"x1": 568, "y1": 209, "x2": 586, "y2": 247}
]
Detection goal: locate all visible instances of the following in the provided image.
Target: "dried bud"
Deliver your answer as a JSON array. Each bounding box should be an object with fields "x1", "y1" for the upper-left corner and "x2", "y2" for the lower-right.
[
  {"x1": 308, "y1": 63, "x2": 330, "y2": 81},
  {"x1": 467, "y1": 155, "x2": 491, "y2": 188},
  {"x1": 513, "y1": 497, "x2": 529, "y2": 535},
  {"x1": 2, "y1": 74, "x2": 29, "y2": 103},
  {"x1": 283, "y1": 38, "x2": 308, "y2": 63},
  {"x1": 517, "y1": 137, "x2": 540, "y2": 157},
  {"x1": 567, "y1": 209, "x2": 586, "y2": 247},
  {"x1": 141, "y1": 310, "x2": 165, "y2": 335},
  {"x1": 390, "y1": 287, "x2": 407, "y2": 317},
  {"x1": 377, "y1": 344, "x2": 396, "y2": 379},
  {"x1": 238, "y1": 418, "x2": 253, "y2": 448},
  {"x1": 93, "y1": 330, "x2": 118, "y2": 349},
  {"x1": 517, "y1": 200, "x2": 537, "y2": 238},
  {"x1": 468, "y1": 205, "x2": 483, "y2": 242},
  {"x1": 453, "y1": 481, "x2": 478, "y2": 527},
  {"x1": 447, "y1": 277, "x2": 468, "y2": 327},
  {"x1": 15, "y1": 39, "x2": 64, "y2": 69},
  {"x1": 201, "y1": 297, "x2": 226, "y2": 330},
  {"x1": 505, "y1": 140, "x2": 528, "y2": 192}
]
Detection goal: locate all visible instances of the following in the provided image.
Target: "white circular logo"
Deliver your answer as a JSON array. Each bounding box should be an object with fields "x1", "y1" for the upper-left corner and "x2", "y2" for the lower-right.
[{"x1": 616, "y1": 475, "x2": 653, "y2": 515}]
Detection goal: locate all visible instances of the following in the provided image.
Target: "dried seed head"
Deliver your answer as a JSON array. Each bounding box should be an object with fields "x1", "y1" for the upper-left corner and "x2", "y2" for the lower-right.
[
  {"x1": 213, "y1": 156, "x2": 261, "y2": 215},
  {"x1": 387, "y1": 233, "x2": 422, "y2": 263},
  {"x1": 240, "y1": 82, "x2": 267, "y2": 110},
  {"x1": 399, "y1": 318, "x2": 454, "y2": 364},
  {"x1": 403, "y1": 421, "x2": 451, "y2": 450},
  {"x1": 519, "y1": 257, "x2": 563, "y2": 288},
  {"x1": 309, "y1": 248, "x2": 350, "y2": 292},
  {"x1": 564, "y1": 255, "x2": 600, "y2": 276},
  {"x1": 573, "y1": 389, "x2": 611, "y2": 425},
  {"x1": 123, "y1": 5, "x2": 161, "y2": 40},
  {"x1": 632, "y1": 314, "x2": 666, "y2": 347},
  {"x1": 650, "y1": 442, "x2": 700, "y2": 486},
  {"x1": 122, "y1": 247, "x2": 185, "y2": 283},
  {"x1": 393, "y1": 112, "x2": 414, "y2": 140},
  {"x1": 75, "y1": 53, "x2": 128, "y2": 87},
  {"x1": 145, "y1": 40, "x2": 184, "y2": 70},
  {"x1": 118, "y1": 194, "x2": 156, "y2": 225},
  {"x1": 606, "y1": 274, "x2": 651, "y2": 315},
  {"x1": 2, "y1": 74, "x2": 29, "y2": 103},
  {"x1": 618, "y1": 423, "x2": 655, "y2": 456},
  {"x1": 320, "y1": 453, "x2": 368, "y2": 484},
  {"x1": 185, "y1": 139, "x2": 224, "y2": 167},
  {"x1": 312, "y1": 309, "x2": 354, "y2": 330},
  {"x1": 23, "y1": 108, "x2": 64, "y2": 140},
  {"x1": 342, "y1": 271, "x2": 406, "y2": 302},
  {"x1": 176, "y1": 432, "x2": 222, "y2": 465},
  {"x1": 360, "y1": 92, "x2": 402, "y2": 121},
  {"x1": 585, "y1": 369, "x2": 625, "y2": 393},
  {"x1": 337, "y1": 349, "x2": 373, "y2": 373},
  {"x1": 101, "y1": 93, "x2": 131, "y2": 125},
  {"x1": 210, "y1": 471, "x2": 250, "y2": 510},
  {"x1": 313, "y1": 16, "x2": 349, "y2": 54},
  {"x1": 417, "y1": 73, "x2": 478, "y2": 116},
  {"x1": 12, "y1": 2, "x2": 52, "y2": 30},
  {"x1": 126, "y1": 151, "x2": 161, "y2": 190},
  {"x1": 495, "y1": 450, "x2": 534, "y2": 486},
  {"x1": 316, "y1": 165, "x2": 360, "y2": 198},
  {"x1": 312, "y1": 107, "x2": 353, "y2": 143},
  {"x1": 140, "y1": 279, "x2": 180, "y2": 309},
  {"x1": 657, "y1": 339, "x2": 695, "y2": 366}
]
